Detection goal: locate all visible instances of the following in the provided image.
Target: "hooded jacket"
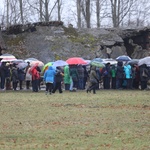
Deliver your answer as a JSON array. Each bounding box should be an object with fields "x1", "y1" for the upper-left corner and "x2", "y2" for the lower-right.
[
  {"x1": 44, "y1": 66, "x2": 56, "y2": 83},
  {"x1": 124, "y1": 64, "x2": 132, "y2": 79}
]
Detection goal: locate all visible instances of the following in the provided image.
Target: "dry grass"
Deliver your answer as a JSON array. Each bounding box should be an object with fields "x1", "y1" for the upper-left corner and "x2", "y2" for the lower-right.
[{"x1": 0, "y1": 90, "x2": 150, "y2": 150}]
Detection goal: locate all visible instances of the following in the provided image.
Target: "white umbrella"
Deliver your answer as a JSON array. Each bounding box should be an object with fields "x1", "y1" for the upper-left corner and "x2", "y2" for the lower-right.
[
  {"x1": 1, "y1": 57, "x2": 17, "y2": 62},
  {"x1": 17, "y1": 62, "x2": 28, "y2": 69},
  {"x1": 138, "y1": 57, "x2": 150, "y2": 66},
  {"x1": 24, "y1": 58, "x2": 39, "y2": 63},
  {"x1": 0, "y1": 53, "x2": 16, "y2": 59}
]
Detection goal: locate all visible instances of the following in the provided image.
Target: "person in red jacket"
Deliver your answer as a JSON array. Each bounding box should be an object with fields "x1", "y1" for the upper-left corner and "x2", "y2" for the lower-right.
[{"x1": 31, "y1": 66, "x2": 40, "y2": 92}]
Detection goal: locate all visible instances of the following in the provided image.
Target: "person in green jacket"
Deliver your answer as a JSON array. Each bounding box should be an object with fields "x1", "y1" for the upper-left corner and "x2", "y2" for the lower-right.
[
  {"x1": 111, "y1": 65, "x2": 116, "y2": 89},
  {"x1": 64, "y1": 65, "x2": 71, "y2": 90}
]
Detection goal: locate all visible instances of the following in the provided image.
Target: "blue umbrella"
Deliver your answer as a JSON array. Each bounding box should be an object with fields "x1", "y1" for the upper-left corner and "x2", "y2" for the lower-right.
[
  {"x1": 91, "y1": 58, "x2": 103, "y2": 62},
  {"x1": 53, "y1": 60, "x2": 68, "y2": 67},
  {"x1": 116, "y1": 55, "x2": 131, "y2": 61}
]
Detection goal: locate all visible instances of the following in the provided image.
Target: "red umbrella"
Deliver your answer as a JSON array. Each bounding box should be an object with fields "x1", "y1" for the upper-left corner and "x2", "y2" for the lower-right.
[{"x1": 66, "y1": 57, "x2": 87, "y2": 65}]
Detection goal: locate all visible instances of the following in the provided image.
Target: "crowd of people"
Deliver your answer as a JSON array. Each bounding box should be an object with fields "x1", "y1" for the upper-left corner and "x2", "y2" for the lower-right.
[{"x1": 0, "y1": 60, "x2": 150, "y2": 94}]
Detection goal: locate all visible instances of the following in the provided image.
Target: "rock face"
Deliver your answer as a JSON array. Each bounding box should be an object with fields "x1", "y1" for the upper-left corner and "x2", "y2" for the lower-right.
[{"x1": 1, "y1": 26, "x2": 150, "y2": 63}]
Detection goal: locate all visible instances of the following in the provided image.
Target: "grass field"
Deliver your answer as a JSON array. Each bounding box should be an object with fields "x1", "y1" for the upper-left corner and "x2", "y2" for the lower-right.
[{"x1": 0, "y1": 90, "x2": 150, "y2": 150}]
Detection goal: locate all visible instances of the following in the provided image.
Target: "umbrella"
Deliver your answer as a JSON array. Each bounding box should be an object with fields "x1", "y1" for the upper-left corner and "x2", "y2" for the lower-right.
[
  {"x1": 102, "y1": 58, "x2": 117, "y2": 65},
  {"x1": 116, "y1": 55, "x2": 131, "y2": 61},
  {"x1": 127, "y1": 59, "x2": 139, "y2": 65},
  {"x1": 12, "y1": 59, "x2": 24, "y2": 64},
  {"x1": 24, "y1": 58, "x2": 39, "y2": 63},
  {"x1": 90, "y1": 60, "x2": 105, "y2": 68},
  {"x1": 0, "y1": 53, "x2": 16, "y2": 59},
  {"x1": 17, "y1": 62, "x2": 28, "y2": 69},
  {"x1": 91, "y1": 58, "x2": 103, "y2": 62},
  {"x1": 66, "y1": 57, "x2": 87, "y2": 65},
  {"x1": 30, "y1": 60, "x2": 44, "y2": 67},
  {"x1": 1, "y1": 57, "x2": 17, "y2": 62},
  {"x1": 53, "y1": 60, "x2": 68, "y2": 67},
  {"x1": 42, "y1": 62, "x2": 53, "y2": 73},
  {"x1": 138, "y1": 56, "x2": 150, "y2": 66}
]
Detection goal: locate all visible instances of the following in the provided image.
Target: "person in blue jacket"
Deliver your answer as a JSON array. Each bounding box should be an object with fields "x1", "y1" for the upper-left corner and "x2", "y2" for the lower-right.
[{"x1": 44, "y1": 66, "x2": 56, "y2": 94}]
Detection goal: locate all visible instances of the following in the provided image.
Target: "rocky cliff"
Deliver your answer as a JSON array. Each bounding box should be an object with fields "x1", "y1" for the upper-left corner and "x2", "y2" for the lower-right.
[{"x1": 1, "y1": 25, "x2": 150, "y2": 63}]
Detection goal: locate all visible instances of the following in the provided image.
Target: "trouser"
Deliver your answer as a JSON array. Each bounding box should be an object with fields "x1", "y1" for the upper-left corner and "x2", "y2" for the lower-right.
[
  {"x1": 65, "y1": 84, "x2": 70, "y2": 90},
  {"x1": 13, "y1": 82, "x2": 18, "y2": 90},
  {"x1": 46, "y1": 83, "x2": 53, "y2": 93},
  {"x1": 32, "y1": 79, "x2": 39, "y2": 92},
  {"x1": 26, "y1": 80, "x2": 30, "y2": 89},
  {"x1": 111, "y1": 77, "x2": 116, "y2": 89},
  {"x1": 0, "y1": 77, "x2": 5, "y2": 89},
  {"x1": 88, "y1": 83, "x2": 97, "y2": 94},
  {"x1": 53, "y1": 82, "x2": 62, "y2": 93}
]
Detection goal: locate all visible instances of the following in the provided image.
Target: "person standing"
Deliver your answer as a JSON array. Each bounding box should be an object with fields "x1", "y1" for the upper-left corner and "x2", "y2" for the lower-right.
[
  {"x1": 52, "y1": 67, "x2": 64, "y2": 93},
  {"x1": 25, "y1": 62, "x2": 32, "y2": 90},
  {"x1": 0, "y1": 62, "x2": 7, "y2": 90},
  {"x1": 111, "y1": 65, "x2": 116, "y2": 89},
  {"x1": 139, "y1": 64, "x2": 149, "y2": 90},
  {"x1": 102, "y1": 63, "x2": 111, "y2": 89},
  {"x1": 44, "y1": 66, "x2": 56, "y2": 94},
  {"x1": 11, "y1": 64, "x2": 19, "y2": 91},
  {"x1": 116, "y1": 61, "x2": 124, "y2": 89},
  {"x1": 124, "y1": 64, "x2": 132, "y2": 89},
  {"x1": 64, "y1": 65, "x2": 71, "y2": 90},
  {"x1": 31, "y1": 66, "x2": 40, "y2": 92},
  {"x1": 77, "y1": 65, "x2": 84, "y2": 90},
  {"x1": 69, "y1": 65, "x2": 79, "y2": 91},
  {"x1": 17, "y1": 68, "x2": 25, "y2": 90},
  {"x1": 86, "y1": 66, "x2": 99, "y2": 94}
]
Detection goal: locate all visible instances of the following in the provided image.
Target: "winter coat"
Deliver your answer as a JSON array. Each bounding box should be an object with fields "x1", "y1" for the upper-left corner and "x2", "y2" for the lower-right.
[
  {"x1": 31, "y1": 67, "x2": 40, "y2": 80},
  {"x1": 124, "y1": 64, "x2": 132, "y2": 79},
  {"x1": 77, "y1": 65, "x2": 84, "y2": 78},
  {"x1": 25, "y1": 67, "x2": 32, "y2": 81},
  {"x1": 139, "y1": 65, "x2": 149, "y2": 81},
  {"x1": 11, "y1": 67, "x2": 19, "y2": 82},
  {"x1": 70, "y1": 66, "x2": 79, "y2": 81},
  {"x1": 116, "y1": 62, "x2": 124, "y2": 79},
  {"x1": 44, "y1": 66, "x2": 56, "y2": 83},
  {"x1": 18, "y1": 68, "x2": 25, "y2": 81},
  {"x1": 89, "y1": 66, "x2": 99, "y2": 83},
  {"x1": 0, "y1": 63, "x2": 7, "y2": 78},
  {"x1": 64, "y1": 65, "x2": 71, "y2": 84},
  {"x1": 54, "y1": 68, "x2": 64, "y2": 83}
]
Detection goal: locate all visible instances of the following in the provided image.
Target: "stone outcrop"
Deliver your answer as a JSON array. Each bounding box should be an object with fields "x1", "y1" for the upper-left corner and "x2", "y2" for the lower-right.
[{"x1": 1, "y1": 24, "x2": 150, "y2": 63}]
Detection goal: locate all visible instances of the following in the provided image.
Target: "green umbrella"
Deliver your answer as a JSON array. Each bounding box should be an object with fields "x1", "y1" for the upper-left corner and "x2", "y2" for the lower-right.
[
  {"x1": 90, "y1": 61, "x2": 105, "y2": 68},
  {"x1": 42, "y1": 62, "x2": 53, "y2": 73}
]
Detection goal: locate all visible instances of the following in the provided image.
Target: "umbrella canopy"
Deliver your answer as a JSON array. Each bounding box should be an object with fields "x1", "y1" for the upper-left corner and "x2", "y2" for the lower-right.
[
  {"x1": 30, "y1": 60, "x2": 44, "y2": 67},
  {"x1": 138, "y1": 57, "x2": 150, "y2": 66},
  {"x1": 17, "y1": 62, "x2": 28, "y2": 69},
  {"x1": 66, "y1": 57, "x2": 87, "y2": 65},
  {"x1": 90, "y1": 60, "x2": 105, "y2": 68},
  {"x1": 0, "y1": 53, "x2": 16, "y2": 59},
  {"x1": 53, "y1": 60, "x2": 68, "y2": 67},
  {"x1": 24, "y1": 58, "x2": 39, "y2": 63},
  {"x1": 1, "y1": 57, "x2": 17, "y2": 62},
  {"x1": 127, "y1": 59, "x2": 139, "y2": 65},
  {"x1": 91, "y1": 58, "x2": 103, "y2": 62},
  {"x1": 116, "y1": 55, "x2": 131, "y2": 61},
  {"x1": 42, "y1": 62, "x2": 53, "y2": 73},
  {"x1": 12, "y1": 59, "x2": 24, "y2": 64},
  {"x1": 102, "y1": 58, "x2": 117, "y2": 65}
]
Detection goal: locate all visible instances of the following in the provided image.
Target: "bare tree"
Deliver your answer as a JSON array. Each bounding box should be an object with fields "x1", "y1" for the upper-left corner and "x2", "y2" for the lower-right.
[
  {"x1": 109, "y1": 0, "x2": 134, "y2": 27},
  {"x1": 19, "y1": 0, "x2": 24, "y2": 24},
  {"x1": 81, "y1": 0, "x2": 91, "y2": 28},
  {"x1": 76, "y1": 0, "x2": 82, "y2": 28}
]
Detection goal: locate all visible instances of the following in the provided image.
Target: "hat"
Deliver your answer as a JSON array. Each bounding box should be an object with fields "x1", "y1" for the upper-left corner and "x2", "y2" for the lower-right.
[{"x1": 6, "y1": 63, "x2": 10, "y2": 66}]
